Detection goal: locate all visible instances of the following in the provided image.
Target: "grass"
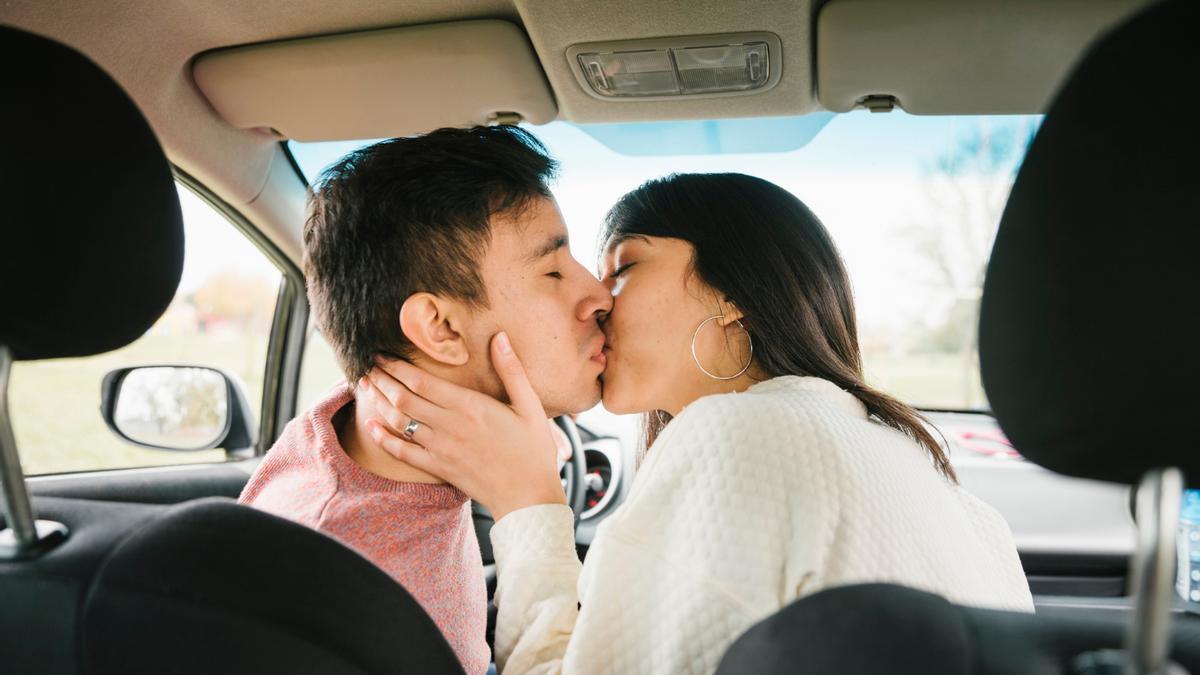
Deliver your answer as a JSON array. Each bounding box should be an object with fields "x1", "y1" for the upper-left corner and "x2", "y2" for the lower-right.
[
  {"x1": 865, "y1": 352, "x2": 988, "y2": 411},
  {"x1": 10, "y1": 333, "x2": 270, "y2": 476}
]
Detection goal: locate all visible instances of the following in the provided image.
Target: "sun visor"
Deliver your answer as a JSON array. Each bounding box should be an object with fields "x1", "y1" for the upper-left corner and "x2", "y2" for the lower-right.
[
  {"x1": 816, "y1": 0, "x2": 1152, "y2": 114},
  {"x1": 192, "y1": 20, "x2": 557, "y2": 141}
]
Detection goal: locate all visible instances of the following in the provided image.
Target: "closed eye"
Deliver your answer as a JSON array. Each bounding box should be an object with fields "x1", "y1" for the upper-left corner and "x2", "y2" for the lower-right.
[
  {"x1": 546, "y1": 271, "x2": 564, "y2": 280},
  {"x1": 609, "y1": 263, "x2": 635, "y2": 279}
]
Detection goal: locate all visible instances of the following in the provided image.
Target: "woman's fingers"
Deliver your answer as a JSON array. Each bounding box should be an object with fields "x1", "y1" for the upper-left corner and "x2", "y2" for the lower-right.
[
  {"x1": 491, "y1": 332, "x2": 545, "y2": 418},
  {"x1": 550, "y1": 420, "x2": 573, "y2": 468},
  {"x1": 363, "y1": 367, "x2": 448, "y2": 428},
  {"x1": 359, "y1": 343, "x2": 564, "y2": 519},
  {"x1": 357, "y1": 378, "x2": 436, "y2": 446},
  {"x1": 374, "y1": 356, "x2": 475, "y2": 411},
  {"x1": 366, "y1": 419, "x2": 438, "y2": 472}
]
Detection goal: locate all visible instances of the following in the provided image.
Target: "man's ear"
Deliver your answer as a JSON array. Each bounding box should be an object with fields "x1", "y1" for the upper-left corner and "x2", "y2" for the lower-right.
[{"x1": 398, "y1": 293, "x2": 470, "y2": 366}]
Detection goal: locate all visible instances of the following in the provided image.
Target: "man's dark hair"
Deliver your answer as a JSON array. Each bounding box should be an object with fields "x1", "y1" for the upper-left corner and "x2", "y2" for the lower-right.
[{"x1": 303, "y1": 125, "x2": 558, "y2": 381}]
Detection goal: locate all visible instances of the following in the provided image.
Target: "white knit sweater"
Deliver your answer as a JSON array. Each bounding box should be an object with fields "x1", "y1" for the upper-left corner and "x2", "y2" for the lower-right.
[{"x1": 490, "y1": 376, "x2": 1034, "y2": 675}]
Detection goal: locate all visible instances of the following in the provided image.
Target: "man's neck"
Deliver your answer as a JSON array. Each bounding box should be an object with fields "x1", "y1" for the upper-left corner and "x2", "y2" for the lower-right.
[{"x1": 336, "y1": 397, "x2": 446, "y2": 485}]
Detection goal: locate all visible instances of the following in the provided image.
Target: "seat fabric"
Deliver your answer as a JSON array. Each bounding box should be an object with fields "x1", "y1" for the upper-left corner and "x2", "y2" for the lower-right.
[{"x1": 717, "y1": 584, "x2": 1200, "y2": 675}]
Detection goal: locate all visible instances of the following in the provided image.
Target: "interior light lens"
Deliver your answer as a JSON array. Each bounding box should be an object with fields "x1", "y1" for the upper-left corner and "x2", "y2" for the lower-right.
[
  {"x1": 673, "y1": 43, "x2": 769, "y2": 93},
  {"x1": 578, "y1": 41, "x2": 770, "y2": 98},
  {"x1": 578, "y1": 49, "x2": 678, "y2": 97}
]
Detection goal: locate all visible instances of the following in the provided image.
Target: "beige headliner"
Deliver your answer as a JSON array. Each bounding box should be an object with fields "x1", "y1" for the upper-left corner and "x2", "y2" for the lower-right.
[
  {"x1": 3, "y1": 0, "x2": 519, "y2": 261},
  {"x1": 819, "y1": 0, "x2": 1152, "y2": 114},
  {"x1": 1, "y1": 0, "x2": 1152, "y2": 264},
  {"x1": 194, "y1": 20, "x2": 559, "y2": 142}
]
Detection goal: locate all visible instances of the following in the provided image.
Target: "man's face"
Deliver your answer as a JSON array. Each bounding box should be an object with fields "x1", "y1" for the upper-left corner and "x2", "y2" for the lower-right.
[{"x1": 466, "y1": 197, "x2": 611, "y2": 416}]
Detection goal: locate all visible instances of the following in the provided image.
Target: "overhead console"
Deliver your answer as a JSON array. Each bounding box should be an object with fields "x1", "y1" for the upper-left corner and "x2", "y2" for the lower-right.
[
  {"x1": 192, "y1": 20, "x2": 557, "y2": 141},
  {"x1": 815, "y1": 0, "x2": 1154, "y2": 114}
]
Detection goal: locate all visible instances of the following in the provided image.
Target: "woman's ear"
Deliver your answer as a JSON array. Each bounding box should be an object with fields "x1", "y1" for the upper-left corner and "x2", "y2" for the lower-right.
[
  {"x1": 398, "y1": 293, "x2": 470, "y2": 366},
  {"x1": 717, "y1": 299, "x2": 746, "y2": 326}
]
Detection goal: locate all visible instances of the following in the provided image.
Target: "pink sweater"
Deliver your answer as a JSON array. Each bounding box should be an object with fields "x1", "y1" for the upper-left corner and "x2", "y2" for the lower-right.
[{"x1": 239, "y1": 385, "x2": 489, "y2": 674}]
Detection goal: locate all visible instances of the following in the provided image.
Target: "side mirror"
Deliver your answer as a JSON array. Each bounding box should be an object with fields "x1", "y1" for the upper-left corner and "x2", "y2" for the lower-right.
[{"x1": 100, "y1": 366, "x2": 256, "y2": 452}]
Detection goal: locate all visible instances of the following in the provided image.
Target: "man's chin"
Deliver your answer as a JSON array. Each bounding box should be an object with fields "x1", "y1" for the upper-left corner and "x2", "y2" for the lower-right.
[{"x1": 544, "y1": 379, "x2": 602, "y2": 417}]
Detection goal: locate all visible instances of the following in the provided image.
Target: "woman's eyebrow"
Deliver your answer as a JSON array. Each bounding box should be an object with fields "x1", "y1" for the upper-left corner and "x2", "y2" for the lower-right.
[
  {"x1": 599, "y1": 234, "x2": 651, "y2": 262},
  {"x1": 599, "y1": 234, "x2": 651, "y2": 273},
  {"x1": 606, "y1": 234, "x2": 651, "y2": 248}
]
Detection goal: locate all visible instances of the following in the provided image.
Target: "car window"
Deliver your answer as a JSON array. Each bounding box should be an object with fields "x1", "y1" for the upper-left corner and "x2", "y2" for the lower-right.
[
  {"x1": 298, "y1": 321, "x2": 344, "y2": 410},
  {"x1": 9, "y1": 183, "x2": 281, "y2": 475},
  {"x1": 289, "y1": 111, "x2": 1040, "y2": 413}
]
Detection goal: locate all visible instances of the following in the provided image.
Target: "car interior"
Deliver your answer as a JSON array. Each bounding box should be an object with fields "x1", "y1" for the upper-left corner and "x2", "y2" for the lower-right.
[{"x1": 2, "y1": 0, "x2": 1197, "y2": 673}]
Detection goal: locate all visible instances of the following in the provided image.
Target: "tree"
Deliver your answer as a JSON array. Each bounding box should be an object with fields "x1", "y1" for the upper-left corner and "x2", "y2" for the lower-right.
[
  {"x1": 903, "y1": 119, "x2": 1040, "y2": 406},
  {"x1": 191, "y1": 267, "x2": 278, "y2": 334}
]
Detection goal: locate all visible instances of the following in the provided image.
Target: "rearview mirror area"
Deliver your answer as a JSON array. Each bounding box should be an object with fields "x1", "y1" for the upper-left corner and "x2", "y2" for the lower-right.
[{"x1": 100, "y1": 366, "x2": 256, "y2": 452}]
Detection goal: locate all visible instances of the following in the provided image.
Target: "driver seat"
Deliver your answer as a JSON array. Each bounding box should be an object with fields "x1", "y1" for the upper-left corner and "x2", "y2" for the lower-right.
[{"x1": 0, "y1": 26, "x2": 464, "y2": 674}]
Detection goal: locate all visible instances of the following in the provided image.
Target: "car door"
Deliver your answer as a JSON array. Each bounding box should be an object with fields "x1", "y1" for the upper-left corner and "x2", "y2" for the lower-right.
[{"x1": 22, "y1": 174, "x2": 309, "y2": 504}]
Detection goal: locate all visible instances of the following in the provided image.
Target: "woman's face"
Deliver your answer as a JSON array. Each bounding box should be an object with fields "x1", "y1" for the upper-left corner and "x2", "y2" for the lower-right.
[{"x1": 599, "y1": 235, "x2": 752, "y2": 415}]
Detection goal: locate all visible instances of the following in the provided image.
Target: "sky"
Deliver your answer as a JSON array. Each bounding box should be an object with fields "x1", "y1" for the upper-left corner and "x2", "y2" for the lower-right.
[{"x1": 176, "y1": 185, "x2": 279, "y2": 295}]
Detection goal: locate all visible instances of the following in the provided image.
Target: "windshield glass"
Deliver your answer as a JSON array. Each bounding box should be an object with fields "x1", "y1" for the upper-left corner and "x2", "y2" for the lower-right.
[{"x1": 289, "y1": 111, "x2": 1040, "y2": 411}]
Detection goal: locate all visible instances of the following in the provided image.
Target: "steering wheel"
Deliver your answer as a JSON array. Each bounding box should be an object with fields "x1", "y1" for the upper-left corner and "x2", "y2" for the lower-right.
[{"x1": 555, "y1": 415, "x2": 588, "y2": 525}]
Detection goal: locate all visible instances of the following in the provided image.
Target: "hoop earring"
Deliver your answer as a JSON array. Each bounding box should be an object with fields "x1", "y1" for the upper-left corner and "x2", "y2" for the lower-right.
[{"x1": 690, "y1": 315, "x2": 754, "y2": 381}]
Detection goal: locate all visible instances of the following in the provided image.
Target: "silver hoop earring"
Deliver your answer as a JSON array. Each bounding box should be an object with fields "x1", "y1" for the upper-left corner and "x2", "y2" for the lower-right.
[{"x1": 690, "y1": 315, "x2": 753, "y2": 381}]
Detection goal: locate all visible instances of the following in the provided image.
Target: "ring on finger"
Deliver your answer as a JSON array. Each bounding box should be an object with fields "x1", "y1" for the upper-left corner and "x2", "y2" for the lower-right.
[{"x1": 402, "y1": 418, "x2": 421, "y2": 440}]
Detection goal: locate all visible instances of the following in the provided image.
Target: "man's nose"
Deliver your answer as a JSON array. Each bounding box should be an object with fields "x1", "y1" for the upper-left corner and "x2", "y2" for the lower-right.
[{"x1": 577, "y1": 268, "x2": 613, "y2": 320}]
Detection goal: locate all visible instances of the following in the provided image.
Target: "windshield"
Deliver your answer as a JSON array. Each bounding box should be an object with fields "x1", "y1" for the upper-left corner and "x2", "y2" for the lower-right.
[{"x1": 289, "y1": 111, "x2": 1040, "y2": 411}]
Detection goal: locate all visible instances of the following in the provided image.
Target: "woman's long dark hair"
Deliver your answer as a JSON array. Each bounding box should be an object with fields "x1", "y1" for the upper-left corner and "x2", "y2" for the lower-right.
[{"x1": 602, "y1": 173, "x2": 956, "y2": 483}]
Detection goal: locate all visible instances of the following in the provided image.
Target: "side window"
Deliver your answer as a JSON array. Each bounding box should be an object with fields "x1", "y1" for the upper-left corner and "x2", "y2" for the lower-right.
[
  {"x1": 10, "y1": 183, "x2": 281, "y2": 475},
  {"x1": 298, "y1": 321, "x2": 344, "y2": 411}
]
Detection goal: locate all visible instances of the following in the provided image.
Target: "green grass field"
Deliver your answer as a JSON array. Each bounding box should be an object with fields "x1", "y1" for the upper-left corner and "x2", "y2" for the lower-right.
[{"x1": 864, "y1": 352, "x2": 988, "y2": 411}]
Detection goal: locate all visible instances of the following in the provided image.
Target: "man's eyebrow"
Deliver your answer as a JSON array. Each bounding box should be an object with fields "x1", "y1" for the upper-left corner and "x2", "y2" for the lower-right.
[{"x1": 526, "y1": 234, "x2": 568, "y2": 263}]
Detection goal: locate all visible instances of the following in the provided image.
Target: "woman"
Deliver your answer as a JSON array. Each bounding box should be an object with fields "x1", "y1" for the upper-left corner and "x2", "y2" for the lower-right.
[{"x1": 362, "y1": 173, "x2": 1033, "y2": 674}]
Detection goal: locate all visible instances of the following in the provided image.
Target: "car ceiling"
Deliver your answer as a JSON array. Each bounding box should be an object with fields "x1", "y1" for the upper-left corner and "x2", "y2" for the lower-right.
[{"x1": 2, "y1": 0, "x2": 1152, "y2": 261}]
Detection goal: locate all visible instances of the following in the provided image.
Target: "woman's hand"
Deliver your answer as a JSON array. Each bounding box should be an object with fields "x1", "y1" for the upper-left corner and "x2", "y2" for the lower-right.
[{"x1": 357, "y1": 331, "x2": 567, "y2": 522}]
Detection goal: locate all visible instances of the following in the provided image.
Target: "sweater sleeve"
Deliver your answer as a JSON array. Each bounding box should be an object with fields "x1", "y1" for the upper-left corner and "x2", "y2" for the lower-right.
[
  {"x1": 489, "y1": 504, "x2": 580, "y2": 675},
  {"x1": 490, "y1": 393, "x2": 834, "y2": 674}
]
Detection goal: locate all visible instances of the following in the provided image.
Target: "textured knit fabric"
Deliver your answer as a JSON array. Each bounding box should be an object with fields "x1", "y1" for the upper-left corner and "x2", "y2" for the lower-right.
[
  {"x1": 490, "y1": 376, "x2": 1034, "y2": 675},
  {"x1": 239, "y1": 385, "x2": 489, "y2": 675}
]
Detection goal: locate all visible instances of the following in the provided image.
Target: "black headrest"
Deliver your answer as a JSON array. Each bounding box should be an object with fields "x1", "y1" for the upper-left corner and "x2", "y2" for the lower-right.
[
  {"x1": 716, "y1": 583, "x2": 1200, "y2": 674},
  {"x1": 717, "y1": 584, "x2": 971, "y2": 674},
  {"x1": 83, "y1": 498, "x2": 465, "y2": 674},
  {"x1": 0, "y1": 26, "x2": 183, "y2": 361},
  {"x1": 979, "y1": 0, "x2": 1200, "y2": 487}
]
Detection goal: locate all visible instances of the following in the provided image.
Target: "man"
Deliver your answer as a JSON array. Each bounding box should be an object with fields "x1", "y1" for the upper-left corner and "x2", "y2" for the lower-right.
[{"x1": 238, "y1": 125, "x2": 610, "y2": 675}]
